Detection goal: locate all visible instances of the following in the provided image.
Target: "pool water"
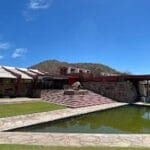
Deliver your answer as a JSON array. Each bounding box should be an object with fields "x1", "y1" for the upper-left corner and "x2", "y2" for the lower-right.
[{"x1": 13, "y1": 105, "x2": 150, "y2": 134}]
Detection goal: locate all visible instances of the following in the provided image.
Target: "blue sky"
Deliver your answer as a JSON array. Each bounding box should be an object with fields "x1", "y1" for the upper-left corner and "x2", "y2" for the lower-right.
[{"x1": 0, "y1": 0, "x2": 150, "y2": 74}]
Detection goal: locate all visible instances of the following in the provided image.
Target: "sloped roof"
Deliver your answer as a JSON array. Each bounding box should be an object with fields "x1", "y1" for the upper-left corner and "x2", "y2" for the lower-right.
[
  {"x1": 3, "y1": 66, "x2": 33, "y2": 80},
  {"x1": 0, "y1": 66, "x2": 16, "y2": 79},
  {"x1": 18, "y1": 68, "x2": 37, "y2": 76},
  {"x1": 0, "y1": 65, "x2": 48, "y2": 80},
  {"x1": 29, "y1": 69, "x2": 45, "y2": 75}
]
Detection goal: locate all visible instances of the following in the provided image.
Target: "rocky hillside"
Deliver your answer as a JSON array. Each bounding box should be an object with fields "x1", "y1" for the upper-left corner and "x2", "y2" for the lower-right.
[{"x1": 29, "y1": 60, "x2": 120, "y2": 77}]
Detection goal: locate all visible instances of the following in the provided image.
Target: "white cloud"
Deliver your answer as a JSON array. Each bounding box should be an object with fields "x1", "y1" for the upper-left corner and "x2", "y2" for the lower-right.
[
  {"x1": 12, "y1": 48, "x2": 27, "y2": 58},
  {"x1": 29, "y1": 0, "x2": 53, "y2": 10},
  {"x1": 0, "y1": 55, "x2": 4, "y2": 59},
  {"x1": 23, "y1": 0, "x2": 53, "y2": 21},
  {"x1": 23, "y1": 11, "x2": 33, "y2": 22},
  {"x1": 0, "y1": 42, "x2": 10, "y2": 50}
]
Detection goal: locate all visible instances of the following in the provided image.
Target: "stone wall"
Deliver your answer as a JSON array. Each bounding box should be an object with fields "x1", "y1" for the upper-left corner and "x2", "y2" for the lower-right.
[
  {"x1": 82, "y1": 81, "x2": 138, "y2": 103},
  {"x1": 0, "y1": 83, "x2": 16, "y2": 98}
]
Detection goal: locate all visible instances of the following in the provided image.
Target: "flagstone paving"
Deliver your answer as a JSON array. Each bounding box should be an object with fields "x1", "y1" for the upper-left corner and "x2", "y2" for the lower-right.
[
  {"x1": 0, "y1": 98, "x2": 41, "y2": 104},
  {"x1": 41, "y1": 90, "x2": 114, "y2": 108},
  {"x1": 0, "y1": 132, "x2": 150, "y2": 147}
]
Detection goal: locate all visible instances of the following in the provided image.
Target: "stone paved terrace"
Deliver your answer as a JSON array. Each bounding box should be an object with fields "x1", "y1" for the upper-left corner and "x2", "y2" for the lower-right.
[
  {"x1": 0, "y1": 98, "x2": 41, "y2": 104},
  {"x1": 0, "y1": 132, "x2": 150, "y2": 147},
  {"x1": 41, "y1": 90, "x2": 115, "y2": 108},
  {"x1": 135, "y1": 102, "x2": 150, "y2": 106}
]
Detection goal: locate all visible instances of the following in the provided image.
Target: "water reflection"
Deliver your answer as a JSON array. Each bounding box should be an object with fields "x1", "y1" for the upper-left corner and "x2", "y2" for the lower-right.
[
  {"x1": 141, "y1": 107, "x2": 150, "y2": 120},
  {"x1": 14, "y1": 105, "x2": 150, "y2": 134}
]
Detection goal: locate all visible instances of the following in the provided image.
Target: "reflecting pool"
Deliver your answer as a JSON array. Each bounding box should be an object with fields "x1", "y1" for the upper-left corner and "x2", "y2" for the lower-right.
[{"x1": 12, "y1": 105, "x2": 150, "y2": 134}]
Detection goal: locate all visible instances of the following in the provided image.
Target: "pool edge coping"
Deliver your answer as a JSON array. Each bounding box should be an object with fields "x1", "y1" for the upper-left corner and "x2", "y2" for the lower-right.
[{"x1": 0, "y1": 132, "x2": 150, "y2": 147}]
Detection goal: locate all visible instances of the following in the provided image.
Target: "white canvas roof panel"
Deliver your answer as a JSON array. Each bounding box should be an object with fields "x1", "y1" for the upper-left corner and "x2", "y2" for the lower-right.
[
  {"x1": 4, "y1": 66, "x2": 33, "y2": 80},
  {"x1": 18, "y1": 68, "x2": 37, "y2": 76},
  {"x1": 0, "y1": 65, "x2": 44, "y2": 79},
  {"x1": 0, "y1": 67, "x2": 16, "y2": 79},
  {"x1": 29, "y1": 69, "x2": 45, "y2": 75}
]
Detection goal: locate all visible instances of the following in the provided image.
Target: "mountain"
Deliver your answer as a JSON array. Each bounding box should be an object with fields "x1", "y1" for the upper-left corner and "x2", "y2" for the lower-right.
[{"x1": 29, "y1": 60, "x2": 120, "y2": 77}]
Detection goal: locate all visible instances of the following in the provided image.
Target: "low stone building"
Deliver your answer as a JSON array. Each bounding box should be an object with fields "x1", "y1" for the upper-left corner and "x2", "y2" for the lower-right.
[
  {"x1": 0, "y1": 66, "x2": 46, "y2": 97},
  {"x1": 0, "y1": 66, "x2": 70, "y2": 98},
  {"x1": 60, "y1": 66, "x2": 91, "y2": 75},
  {"x1": 39, "y1": 75, "x2": 68, "y2": 89},
  {"x1": 3, "y1": 66, "x2": 35, "y2": 97},
  {"x1": 0, "y1": 66, "x2": 17, "y2": 97}
]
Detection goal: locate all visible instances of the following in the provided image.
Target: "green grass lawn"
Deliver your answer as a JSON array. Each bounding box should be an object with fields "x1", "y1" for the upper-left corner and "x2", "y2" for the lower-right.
[
  {"x1": 0, "y1": 101, "x2": 65, "y2": 118},
  {"x1": 0, "y1": 145, "x2": 149, "y2": 150}
]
